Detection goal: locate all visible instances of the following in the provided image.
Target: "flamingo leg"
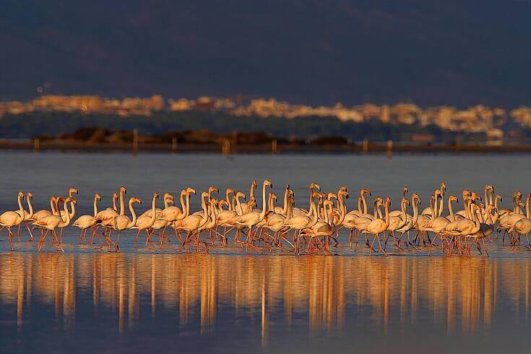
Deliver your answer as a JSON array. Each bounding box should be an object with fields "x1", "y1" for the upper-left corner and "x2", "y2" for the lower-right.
[
  {"x1": 38, "y1": 230, "x2": 48, "y2": 252},
  {"x1": 52, "y1": 229, "x2": 64, "y2": 252},
  {"x1": 8, "y1": 228, "x2": 15, "y2": 251},
  {"x1": 25, "y1": 223, "x2": 35, "y2": 241}
]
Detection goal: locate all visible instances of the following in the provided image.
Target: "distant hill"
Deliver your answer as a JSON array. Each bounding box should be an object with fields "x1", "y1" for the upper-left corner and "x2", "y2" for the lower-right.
[{"x1": 1, "y1": 1, "x2": 531, "y2": 106}]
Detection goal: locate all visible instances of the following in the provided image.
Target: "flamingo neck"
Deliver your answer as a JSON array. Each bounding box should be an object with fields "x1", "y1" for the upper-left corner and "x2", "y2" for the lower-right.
[
  {"x1": 309, "y1": 199, "x2": 318, "y2": 226},
  {"x1": 250, "y1": 183, "x2": 256, "y2": 199},
  {"x1": 362, "y1": 192, "x2": 368, "y2": 215},
  {"x1": 384, "y1": 202, "x2": 390, "y2": 227},
  {"x1": 512, "y1": 196, "x2": 519, "y2": 213},
  {"x1": 337, "y1": 195, "x2": 346, "y2": 224},
  {"x1": 412, "y1": 199, "x2": 419, "y2": 225},
  {"x1": 182, "y1": 193, "x2": 191, "y2": 219},
  {"x1": 235, "y1": 196, "x2": 243, "y2": 215},
  {"x1": 324, "y1": 203, "x2": 330, "y2": 224},
  {"x1": 268, "y1": 193, "x2": 274, "y2": 211},
  {"x1": 119, "y1": 190, "x2": 125, "y2": 215},
  {"x1": 17, "y1": 194, "x2": 25, "y2": 217},
  {"x1": 128, "y1": 200, "x2": 138, "y2": 227},
  {"x1": 282, "y1": 189, "x2": 289, "y2": 215},
  {"x1": 50, "y1": 197, "x2": 57, "y2": 215},
  {"x1": 200, "y1": 196, "x2": 208, "y2": 223},
  {"x1": 259, "y1": 183, "x2": 268, "y2": 219},
  {"x1": 93, "y1": 195, "x2": 99, "y2": 217},
  {"x1": 448, "y1": 199, "x2": 455, "y2": 221},
  {"x1": 180, "y1": 192, "x2": 186, "y2": 214},
  {"x1": 68, "y1": 200, "x2": 76, "y2": 220},
  {"x1": 59, "y1": 200, "x2": 71, "y2": 227},
  {"x1": 27, "y1": 196, "x2": 34, "y2": 218},
  {"x1": 150, "y1": 195, "x2": 158, "y2": 225},
  {"x1": 225, "y1": 191, "x2": 233, "y2": 211},
  {"x1": 53, "y1": 198, "x2": 61, "y2": 216},
  {"x1": 401, "y1": 200, "x2": 407, "y2": 220}
]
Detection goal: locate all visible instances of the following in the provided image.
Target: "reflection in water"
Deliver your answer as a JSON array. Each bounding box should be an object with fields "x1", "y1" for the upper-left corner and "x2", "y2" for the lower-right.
[{"x1": 1, "y1": 254, "x2": 530, "y2": 342}]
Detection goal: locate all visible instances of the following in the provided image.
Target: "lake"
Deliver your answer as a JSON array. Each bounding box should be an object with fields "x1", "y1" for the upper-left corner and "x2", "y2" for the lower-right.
[{"x1": 0, "y1": 152, "x2": 530, "y2": 353}]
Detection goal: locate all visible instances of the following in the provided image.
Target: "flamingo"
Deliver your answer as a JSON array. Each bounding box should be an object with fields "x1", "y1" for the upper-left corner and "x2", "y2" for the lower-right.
[
  {"x1": 344, "y1": 197, "x2": 382, "y2": 249},
  {"x1": 58, "y1": 187, "x2": 78, "y2": 220},
  {"x1": 394, "y1": 193, "x2": 421, "y2": 248},
  {"x1": 177, "y1": 191, "x2": 210, "y2": 251},
  {"x1": 139, "y1": 192, "x2": 172, "y2": 219},
  {"x1": 300, "y1": 200, "x2": 336, "y2": 254},
  {"x1": 159, "y1": 189, "x2": 191, "y2": 223},
  {"x1": 239, "y1": 180, "x2": 257, "y2": 213},
  {"x1": 386, "y1": 197, "x2": 409, "y2": 248},
  {"x1": 443, "y1": 203, "x2": 483, "y2": 255},
  {"x1": 390, "y1": 186, "x2": 409, "y2": 217},
  {"x1": 33, "y1": 197, "x2": 76, "y2": 252},
  {"x1": 17, "y1": 192, "x2": 34, "y2": 240},
  {"x1": 292, "y1": 182, "x2": 320, "y2": 217},
  {"x1": 233, "y1": 180, "x2": 273, "y2": 247},
  {"x1": 73, "y1": 193, "x2": 101, "y2": 243},
  {"x1": 134, "y1": 193, "x2": 160, "y2": 245},
  {"x1": 363, "y1": 196, "x2": 391, "y2": 254},
  {"x1": 498, "y1": 192, "x2": 525, "y2": 241},
  {"x1": 283, "y1": 193, "x2": 319, "y2": 252},
  {"x1": 108, "y1": 196, "x2": 142, "y2": 251},
  {"x1": 0, "y1": 192, "x2": 26, "y2": 250},
  {"x1": 508, "y1": 194, "x2": 531, "y2": 246},
  {"x1": 426, "y1": 195, "x2": 459, "y2": 233},
  {"x1": 97, "y1": 187, "x2": 125, "y2": 226}
]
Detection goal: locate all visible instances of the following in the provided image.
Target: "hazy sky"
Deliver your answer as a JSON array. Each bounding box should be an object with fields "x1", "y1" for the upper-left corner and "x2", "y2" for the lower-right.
[{"x1": 1, "y1": 0, "x2": 531, "y2": 106}]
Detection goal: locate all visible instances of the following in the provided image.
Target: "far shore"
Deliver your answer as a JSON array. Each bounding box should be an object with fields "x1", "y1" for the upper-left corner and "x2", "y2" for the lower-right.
[{"x1": 0, "y1": 139, "x2": 530, "y2": 154}]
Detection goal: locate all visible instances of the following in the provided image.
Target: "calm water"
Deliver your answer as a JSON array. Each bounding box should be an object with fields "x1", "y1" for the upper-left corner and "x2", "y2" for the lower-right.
[{"x1": 0, "y1": 152, "x2": 530, "y2": 353}]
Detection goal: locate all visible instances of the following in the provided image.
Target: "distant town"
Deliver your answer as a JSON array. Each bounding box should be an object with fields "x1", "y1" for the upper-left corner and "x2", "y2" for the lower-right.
[{"x1": 1, "y1": 94, "x2": 531, "y2": 146}]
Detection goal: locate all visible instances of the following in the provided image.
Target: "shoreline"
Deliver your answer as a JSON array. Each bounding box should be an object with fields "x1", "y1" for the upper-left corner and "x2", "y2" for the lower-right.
[
  {"x1": 0, "y1": 140, "x2": 531, "y2": 155},
  {"x1": 1, "y1": 140, "x2": 530, "y2": 154}
]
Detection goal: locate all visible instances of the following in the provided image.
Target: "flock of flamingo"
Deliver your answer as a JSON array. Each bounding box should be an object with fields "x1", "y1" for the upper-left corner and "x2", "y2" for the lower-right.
[{"x1": 0, "y1": 181, "x2": 529, "y2": 255}]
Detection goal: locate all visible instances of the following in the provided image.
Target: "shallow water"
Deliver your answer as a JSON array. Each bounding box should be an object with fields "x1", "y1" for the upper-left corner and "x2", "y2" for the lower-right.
[{"x1": 0, "y1": 152, "x2": 530, "y2": 353}]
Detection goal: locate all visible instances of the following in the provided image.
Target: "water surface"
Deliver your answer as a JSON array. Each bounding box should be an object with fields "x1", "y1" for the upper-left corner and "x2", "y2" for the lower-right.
[{"x1": 0, "y1": 152, "x2": 529, "y2": 353}]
